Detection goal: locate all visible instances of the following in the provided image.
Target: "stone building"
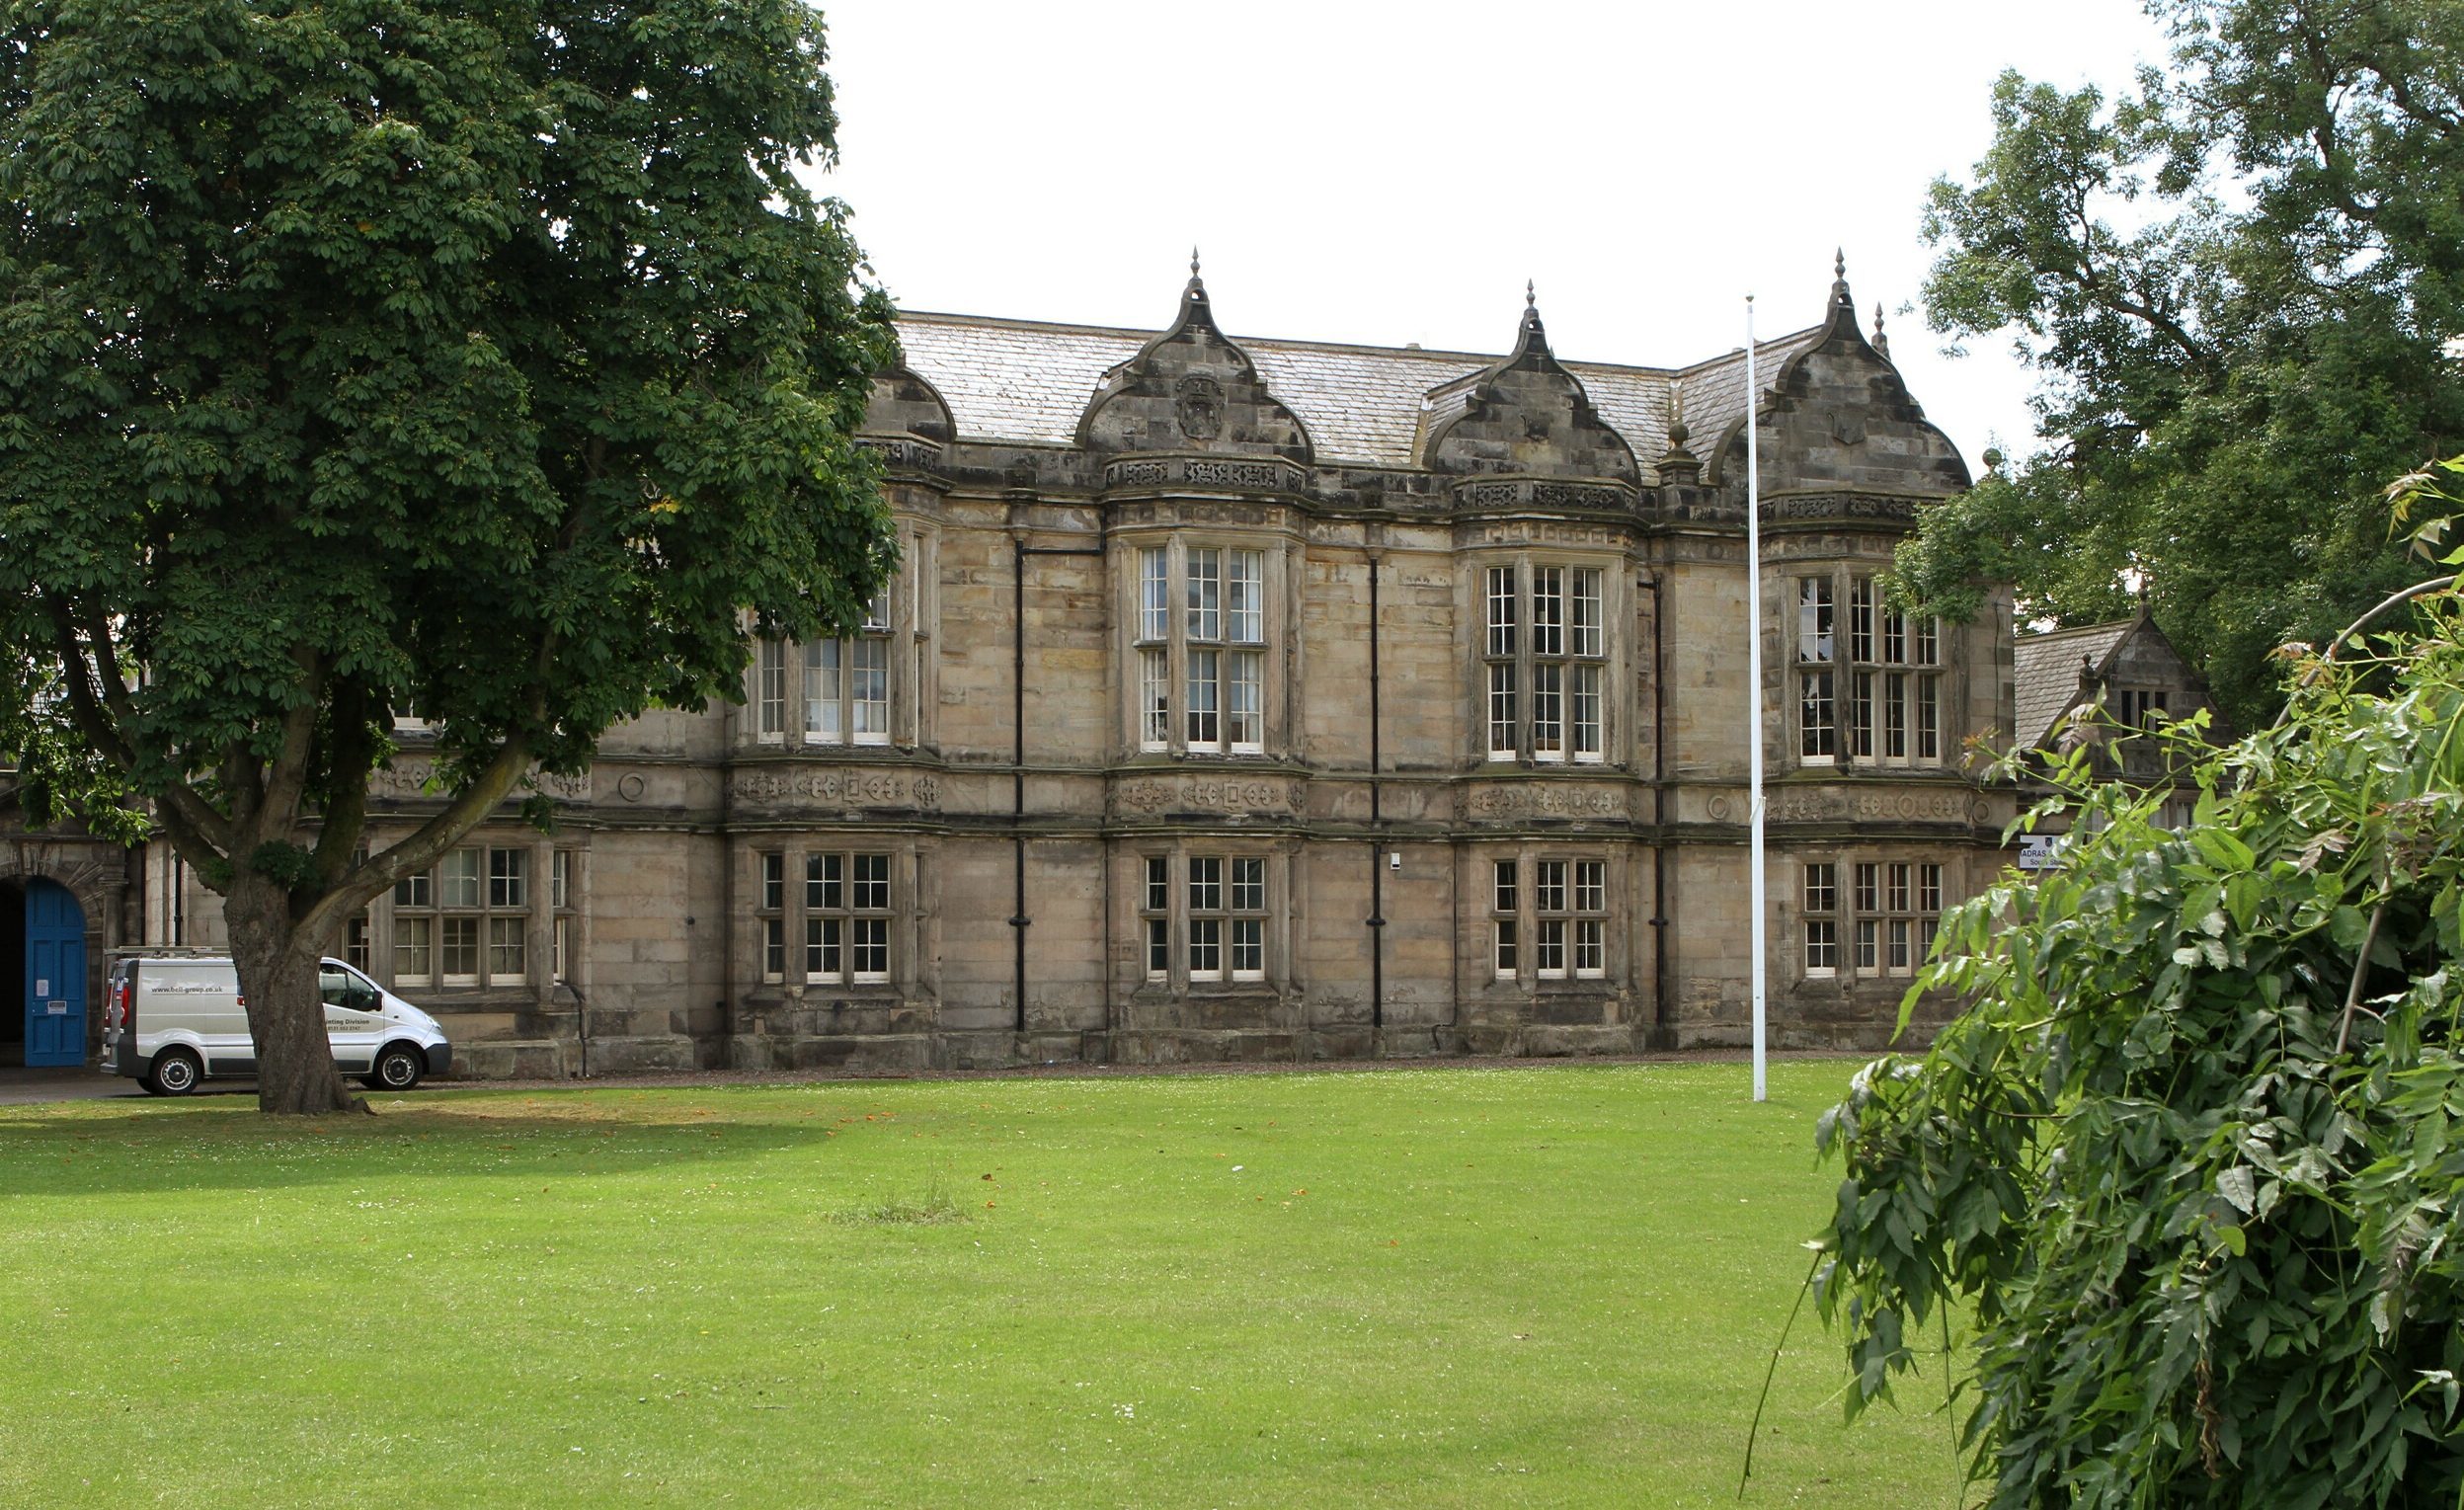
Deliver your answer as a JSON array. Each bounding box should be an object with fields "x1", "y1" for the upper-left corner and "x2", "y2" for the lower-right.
[
  {"x1": 2012, "y1": 607, "x2": 2229, "y2": 836},
  {"x1": 9, "y1": 258, "x2": 2019, "y2": 1075}
]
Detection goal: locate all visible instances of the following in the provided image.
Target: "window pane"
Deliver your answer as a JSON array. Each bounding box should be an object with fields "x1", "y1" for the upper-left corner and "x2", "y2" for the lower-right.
[
  {"x1": 806, "y1": 916, "x2": 841, "y2": 980},
  {"x1": 1571, "y1": 664, "x2": 1602, "y2": 758},
  {"x1": 1919, "y1": 864, "x2": 1944, "y2": 913},
  {"x1": 1186, "y1": 548, "x2": 1221, "y2": 641},
  {"x1": 1485, "y1": 566, "x2": 1516, "y2": 657},
  {"x1": 1571, "y1": 568, "x2": 1603, "y2": 658},
  {"x1": 1140, "y1": 648, "x2": 1170, "y2": 749},
  {"x1": 488, "y1": 847, "x2": 526, "y2": 909},
  {"x1": 852, "y1": 918, "x2": 889, "y2": 980},
  {"x1": 439, "y1": 848, "x2": 481, "y2": 909},
  {"x1": 806, "y1": 639, "x2": 842, "y2": 740},
  {"x1": 1492, "y1": 860, "x2": 1517, "y2": 913},
  {"x1": 1850, "y1": 578, "x2": 1874, "y2": 662},
  {"x1": 1532, "y1": 566, "x2": 1563, "y2": 657},
  {"x1": 1145, "y1": 855, "x2": 1169, "y2": 913},
  {"x1": 1574, "y1": 918, "x2": 1604, "y2": 976},
  {"x1": 1493, "y1": 919, "x2": 1517, "y2": 977},
  {"x1": 1231, "y1": 857, "x2": 1264, "y2": 913},
  {"x1": 851, "y1": 638, "x2": 889, "y2": 740},
  {"x1": 1188, "y1": 856, "x2": 1222, "y2": 913},
  {"x1": 1574, "y1": 860, "x2": 1604, "y2": 913},
  {"x1": 1883, "y1": 671, "x2": 1907, "y2": 758},
  {"x1": 1147, "y1": 917, "x2": 1169, "y2": 978},
  {"x1": 346, "y1": 914, "x2": 371, "y2": 973},
  {"x1": 1188, "y1": 917, "x2": 1221, "y2": 978},
  {"x1": 394, "y1": 916, "x2": 433, "y2": 983},
  {"x1": 551, "y1": 850, "x2": 572, "y2": 911},
  {"x1": 863, "y1": 590, "x2": 891, "y2": 632},
  {"x1": 1800, "y1": 671, "x2": 1835, "y2": 757},
  {"x1": 1537, "y1": 918, "x2": 1566, "y2": 977},
  {"x1": 1231, "y1": 917, "x2": 1263, "y2": 977},
  {"x1": 853, "y1": 854, "x2": 890, "y2": 911},
  {"x1": 440, "y1": 916, "x2": 479, "y2": 980},
  {"x1": 1186, "y1": 648, "x2": 1219, "y2": 747},
  {"x1": 1140, "y1": 548, "x2": 1168, "y2": 642},
  {"x1": 1852, "y1": 670, "x2": 1874, "y2": 758},
  {"x1": 1888, "y1": 918, "x2": 1911, "y2": 971},
  {"x1": 759, "y1": 852, "x2": 783, "y2": 912},
  {"x1": 1798, "y1": 577, "x2": 1834, "y2": 663},
  {"x1": 1228, "y1": 651, "x2": 1262, "y2": 749},
  {"x1": 1882, "y1": 609, "x2": 1906, "y2": 665},
  {"x1": 1488, "y1": 663, "x2": 1517, "y2": 757},
  {"x1": 1807, "y1": 919, "x2": 1838, "y2": 972},
  {"x1": 552, "y1": 915, "x2": 570, "y2": 980},
  {"x1": 1856, "y1": 919, "x2": 1879, "y2": 972},
  {"x1": 1532, "y1": 663, "x2": 1562, "y2": 757},
  {"x1": 395, "y1": 870, "x2": 432, "y2": 908},
  {"x1": 489, "y1": 914, "x2": 526, "y2": 981},
  {"x1": 758, "y1": 638, "x2": 787, "y2": 737},
  {"x1": 1802, "y1": 863, "x2": 1835, "y2": 914},
  {"x1": 1856, "y1": 863, "x2": 1879, "y2": 912},
  {"x1": 1535, "y1": 860, "x2": 1566, "y2": 914},
  {"x1": 1917, "y1": 675, "x2": 1940, "y2": 760},
  {"x1": 1228, "y1": 550, "x2": 1264, "y2": 644},
  {"x1": 1915, "y1": 617, "x2": 1940, "y2": 667},
  {"x1": 1887, "y1": 863, "x2": 1911, "y2": 912}
]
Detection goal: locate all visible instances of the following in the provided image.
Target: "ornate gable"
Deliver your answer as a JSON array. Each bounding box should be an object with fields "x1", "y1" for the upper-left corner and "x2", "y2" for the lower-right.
[
  {"x1": 1713, "y1": 255, "x2": 1969, "y2": 498},
  {"x1": 1420, "y1": 289, "x2": 1639, "y2": 485},
  {"x1": 1077, "y1": 258, "x2": 1313, "y2": 463}
]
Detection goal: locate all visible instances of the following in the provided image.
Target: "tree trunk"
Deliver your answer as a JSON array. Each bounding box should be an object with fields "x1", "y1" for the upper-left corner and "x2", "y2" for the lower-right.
[{"x1": 223, "y1": 872, "x2": 361, "y2": 1115}]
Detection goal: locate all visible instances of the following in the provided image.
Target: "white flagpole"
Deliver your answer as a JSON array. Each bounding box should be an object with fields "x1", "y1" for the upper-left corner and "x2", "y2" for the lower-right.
[{"x1": 1745, "y1": 295, "x2": 1768, "y2": 1103}]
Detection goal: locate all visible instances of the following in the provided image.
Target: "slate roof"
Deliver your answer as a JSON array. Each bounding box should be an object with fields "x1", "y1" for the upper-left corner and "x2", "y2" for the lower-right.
[
  {"x1": 2013, "y1": 620, "x2": 2136, "y2": 750},
  {"x1": 893, "y1": 311, "x2": 1820, "y2": 480}
]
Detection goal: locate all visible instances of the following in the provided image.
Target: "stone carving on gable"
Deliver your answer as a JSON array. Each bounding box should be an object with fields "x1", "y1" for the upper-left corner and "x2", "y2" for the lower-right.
[
  {"x1": 1422, "y1": 290, "x2": 1640, "y2": 488},
  {"x1": 1080, "y1": 259, "x2": 1313, "y2": 465},
  {"x1": 1174, "y1": 373, "x2": 1224, "y2": 441}
]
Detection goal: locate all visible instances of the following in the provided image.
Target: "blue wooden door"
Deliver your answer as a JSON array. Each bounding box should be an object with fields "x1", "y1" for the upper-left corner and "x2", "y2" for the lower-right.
[{"x1": 24, "y1": 879, "x2": 86, "y2": 1067}]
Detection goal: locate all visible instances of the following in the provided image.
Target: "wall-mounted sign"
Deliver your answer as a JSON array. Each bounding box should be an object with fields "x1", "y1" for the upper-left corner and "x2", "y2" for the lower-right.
[
  {"x1": 34, "y1": 978, "x2": 47, "y2": 996},
  {"x1": 2017, "y1": 835, "x2": 2062, "y2": 872}
]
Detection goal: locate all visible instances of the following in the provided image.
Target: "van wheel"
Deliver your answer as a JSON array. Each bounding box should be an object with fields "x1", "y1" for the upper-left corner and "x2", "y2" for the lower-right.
[
  {"x1": 146, "y1": 1048, "x2": 201, "y2": 1096},
  {"x1": 366, "y1": 1044, "x2": 425, "y2": 1092}
]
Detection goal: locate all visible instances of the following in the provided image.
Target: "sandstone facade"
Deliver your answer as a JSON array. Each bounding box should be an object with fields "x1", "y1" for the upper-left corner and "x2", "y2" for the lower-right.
[{"x1": 11, "y1": 259, "x2": 2022, "y2": 1076}]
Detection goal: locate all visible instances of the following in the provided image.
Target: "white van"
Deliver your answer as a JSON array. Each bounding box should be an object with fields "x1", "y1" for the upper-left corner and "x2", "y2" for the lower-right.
[{"x1": 101, "y1": 955, "x2": 452, "y2": 1095}]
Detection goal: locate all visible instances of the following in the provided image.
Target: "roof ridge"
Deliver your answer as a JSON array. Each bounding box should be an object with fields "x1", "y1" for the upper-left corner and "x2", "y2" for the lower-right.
[
  {"x1": 2018, "y1": 619, "x2": 2138, "y2": 643},
  {"x1": 895, "y1": 307, "x2": 1825, "y2": 377}
]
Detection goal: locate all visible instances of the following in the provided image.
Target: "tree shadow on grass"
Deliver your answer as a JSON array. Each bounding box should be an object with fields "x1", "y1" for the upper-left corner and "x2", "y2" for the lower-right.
[{"x1": 0, "y1": 1095, "x2": 897, "y2": 1198}]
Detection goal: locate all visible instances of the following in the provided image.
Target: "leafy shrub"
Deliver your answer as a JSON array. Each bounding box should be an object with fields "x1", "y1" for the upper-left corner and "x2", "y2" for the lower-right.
[{"x1": 1817, "y1": 578, "x2": 2464, "y2": 1504}]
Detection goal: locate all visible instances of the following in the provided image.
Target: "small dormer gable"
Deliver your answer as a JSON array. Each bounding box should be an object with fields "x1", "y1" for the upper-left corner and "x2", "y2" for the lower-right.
[
  {"x1": 1076, "y1": 254, "x2": 1313, "y2": 463},
  {"x1": 1420, "y1": 287, "x2": 1640, "y2": 484},
  {"x1": 861, "y1": 365, "x2": 955, "y2": 446}
]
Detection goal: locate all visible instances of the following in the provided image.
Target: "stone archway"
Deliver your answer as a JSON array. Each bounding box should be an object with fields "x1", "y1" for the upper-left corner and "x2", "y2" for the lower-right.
[{"x1": 0, "y1": 836, "x2": 133, "y2": 1068}]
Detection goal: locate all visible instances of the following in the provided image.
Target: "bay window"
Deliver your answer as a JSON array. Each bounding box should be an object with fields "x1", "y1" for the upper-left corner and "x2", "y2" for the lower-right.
[
  {"x1": 1133, "y1": 541, "x2": 1269, "y2": 755},
  {"x1": 1483, "y1": 562, "x2": 1608, "y2": 762}
]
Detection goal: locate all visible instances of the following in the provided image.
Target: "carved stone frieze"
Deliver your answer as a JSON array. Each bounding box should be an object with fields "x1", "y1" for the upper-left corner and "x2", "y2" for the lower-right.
[
  {"x1": 1765, "y1": 786, "x2": 1978, "y2": 825},
  {"x1": 1759, "y1": 493, "x2": 1921, "y2": 524},
  {"x1": 372, "y1": 760, "x2": 589, "y2": 802},
  {"x1": 733, "y1": 769, "x2": 941, "y2": 809},
  {"x1": 1112, "y1": 777, "x2": 1305, "y2": 818},
  {"x1": 1102, "y1": 452, "x2": 1307, "y2": 497},
  {"x1": 1451, "y1": 476, "x2": 1637, "y2": 514},
  {"x1": 1460, "y1": 782, "x2": 1627, "y2": 820},
  {"x1": 855, "y1": 436, "x2": 943, "y2": 474},
  {"x1": 1455, "y1": 518, "x2": 1631, "y2": 551}
]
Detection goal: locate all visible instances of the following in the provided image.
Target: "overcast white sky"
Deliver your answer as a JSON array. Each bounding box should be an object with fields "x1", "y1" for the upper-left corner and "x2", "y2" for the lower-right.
[{"x1": 810, "y1": 2, "x2": 2176, "y2": 467}]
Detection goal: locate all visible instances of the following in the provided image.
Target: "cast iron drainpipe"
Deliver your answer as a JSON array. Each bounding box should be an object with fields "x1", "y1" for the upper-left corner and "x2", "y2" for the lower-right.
[
  {"x1": 1643, "y1": 571, "x2": 1672, "y2": 1037},
  {"x1": 1011, "y1": 535, "x2": 1107, "y2": 1036},
  {"x1": 1367, "y1": 555, "x2": 1385, "y2": 1033}
]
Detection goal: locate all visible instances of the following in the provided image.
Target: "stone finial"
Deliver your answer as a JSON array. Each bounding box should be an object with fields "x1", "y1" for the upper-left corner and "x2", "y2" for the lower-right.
[
  {"x1": 1665, "y1": 378, "x2": 1691, "y2": 448},
  {"x1": 1872, "y1": 301, "x2": 1890, "y2": 358},
  {"x1": 1831, "y1": 247, "x2": 1854, "y2": 310},
  {"x1": 1515, "y1": 278, "x2": 1550, "y2": 356},
  {"x1": 1982, "y1": 446, "x2": 2006, "y2": 472},
  {"x1": 1191, "y1": 245, "x2": 1201, "y2": 279}
]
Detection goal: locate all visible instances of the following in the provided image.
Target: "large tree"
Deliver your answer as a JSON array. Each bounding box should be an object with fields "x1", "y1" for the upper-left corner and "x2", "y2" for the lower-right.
[
  {"x1": 0, "y1": 0, "x2": 897, "y2": 1112},
  {"x1": 1893, "y1": 0, "x2": 2464, "y2": 727}
]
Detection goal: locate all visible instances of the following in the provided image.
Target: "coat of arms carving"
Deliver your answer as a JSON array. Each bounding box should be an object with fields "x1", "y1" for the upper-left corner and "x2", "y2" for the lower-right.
[
  {"x1": 1826, "y1": 407, "x2": 1868, "y2": 446},
  {"x1": 1175, "y1": 373, "x2": 1224, "y2": 441}
]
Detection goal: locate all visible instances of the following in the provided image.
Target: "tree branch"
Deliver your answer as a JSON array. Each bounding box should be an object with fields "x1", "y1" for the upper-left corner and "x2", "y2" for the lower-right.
[
  {"x1": 46, "y1": 596, "x2": 234, "y2": 854},
  {"x1": 296, "y1": 731, "x2": 536, "y2": 942}
]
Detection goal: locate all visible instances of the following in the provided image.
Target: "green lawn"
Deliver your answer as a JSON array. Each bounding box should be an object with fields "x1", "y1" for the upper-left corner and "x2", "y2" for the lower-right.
[{"x1": 0, "y1": 1061, "x2": 1957, "y2": 1507}]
